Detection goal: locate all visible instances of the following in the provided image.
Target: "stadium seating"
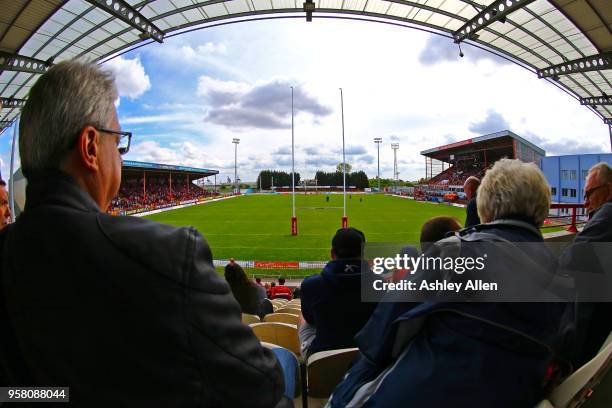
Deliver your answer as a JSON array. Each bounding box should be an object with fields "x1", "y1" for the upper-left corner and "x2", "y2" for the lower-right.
[
  {"x1": 264, "y1": 313, "x2": 300, "y2": 325},
  {"x1": 537, "y1": 331, "x2": 612, "y2": 408},
  {"x1": 271, "y1": 299, "x2": 288, "y2": 307},
  {"x1": 306, "y1": 348, "x2": 360, "y2": 407},
  {"x1": 260, "y1": 342, "x2": 302, "y2": 401},
  {"x1": 250, "y1": 322, "x2": 301, "y2": 356},
  {"x1": 277, "y1": 307, "x2": 301, "y2": 316},
  {"x1": 109, "y1": 177, "x2": 215, "y2": 213},
  {"x1": 241, "y1": 313, "x2": 260, "y2": 325}
]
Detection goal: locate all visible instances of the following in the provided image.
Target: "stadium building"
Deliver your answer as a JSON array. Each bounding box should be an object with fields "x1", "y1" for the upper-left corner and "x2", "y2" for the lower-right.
[
  {"x1": 110, "y1": 160, "x2": 219, "y2": 215},
  {"x1": 418, "y1": 130, "x2": 545, "y2": 200},
  {"x1": 541, "y1": 153, "x2": 612, "y2": 205}
]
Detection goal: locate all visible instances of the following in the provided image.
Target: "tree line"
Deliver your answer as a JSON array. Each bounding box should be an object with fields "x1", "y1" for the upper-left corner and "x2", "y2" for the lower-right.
[
  {"x1": 256, "y1": 170, "x2": 301, "y2": 190},
  {"x1": 314, "y1": 170, "x2": 369, "y2": 189}
]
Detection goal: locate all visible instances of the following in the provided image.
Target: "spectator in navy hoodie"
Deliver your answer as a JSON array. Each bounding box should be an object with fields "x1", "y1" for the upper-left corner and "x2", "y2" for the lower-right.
[{"x1": 298, "y1": 227, "x2": 378, "y2": 357}]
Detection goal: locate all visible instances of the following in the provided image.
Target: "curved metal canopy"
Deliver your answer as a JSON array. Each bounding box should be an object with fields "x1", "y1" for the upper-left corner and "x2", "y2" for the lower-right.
[{"x1": 0, "y1": 0, "x2": 610, "y2": 133}]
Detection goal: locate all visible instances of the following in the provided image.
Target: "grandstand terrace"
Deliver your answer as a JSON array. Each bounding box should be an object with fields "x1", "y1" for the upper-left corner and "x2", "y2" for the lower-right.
[
  {"x1": 418, "y1": 130, "x2": 545, "y2": 200},
  {"x1": 109, "y1": 160, "x2": 219, "y2": 215}
]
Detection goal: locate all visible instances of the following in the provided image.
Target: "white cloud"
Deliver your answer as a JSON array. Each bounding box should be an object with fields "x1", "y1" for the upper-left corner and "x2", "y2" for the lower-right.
[
  {"x1": 197, "y1": 76, "x2": 250, "y2": 97},
  {"x1": 197, "y1": 76, "x2": 332, "y2": 130},
  {"x1": 103, "y1": 56, "x2": 151, "y2": 99},
  {"x1": 145, "y1": 40, "x2": 246, "y2": 79},
  {"x1": 120, "y1": 112, "x2": 196, "y2": 125}
]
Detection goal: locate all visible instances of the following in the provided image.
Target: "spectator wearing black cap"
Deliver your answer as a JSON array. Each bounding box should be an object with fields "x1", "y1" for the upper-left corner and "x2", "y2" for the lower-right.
[{"x1": 298, "y1": 227, "x2": 378, "y2": 357}]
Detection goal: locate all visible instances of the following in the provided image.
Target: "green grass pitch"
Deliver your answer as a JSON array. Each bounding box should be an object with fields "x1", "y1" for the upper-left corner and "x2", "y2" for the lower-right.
[{"x1": 144, "y1": 194, "x2": 466, "y2": 263}]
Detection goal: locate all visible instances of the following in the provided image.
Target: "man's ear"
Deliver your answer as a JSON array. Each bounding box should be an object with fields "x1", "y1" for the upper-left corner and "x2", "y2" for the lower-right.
[
  {"x1": 331, "y1": 248, "x2": 337, "y2": 260},
  {"x1": 76, "y1": 126, "x2": 100, "y2": 172}
]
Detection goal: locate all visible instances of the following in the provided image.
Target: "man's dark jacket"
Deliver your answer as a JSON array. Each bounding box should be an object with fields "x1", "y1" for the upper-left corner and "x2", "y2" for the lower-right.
[
  {"x1": 300, "y1": 259, "x2": 377, "y2": 355},
  {"x1": 559, "y1": 201, "x2": 612, "y2": 367},
  {"x1": 0, "y1": 170, "x2": 285, "y2": 407},
  {"x1": 329, "y1": 221, "x2": 568, "y2": 408},
  {"x1": 464, "y1": 194, "x2": 480, "y2": 228}
]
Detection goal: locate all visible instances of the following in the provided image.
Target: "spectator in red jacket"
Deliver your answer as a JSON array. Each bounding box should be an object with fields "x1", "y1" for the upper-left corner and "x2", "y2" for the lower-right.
[{"x1": 270, "y1": 277, "x2": 293, "y2": 300}]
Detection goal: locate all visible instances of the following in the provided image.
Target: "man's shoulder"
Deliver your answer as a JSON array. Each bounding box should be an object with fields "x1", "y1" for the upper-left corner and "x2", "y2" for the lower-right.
[
  {"x1": 300, "y1": 272, "x2": 324, "y2": 292},
  {"x1": 97, "y1": 213, "x2": 194, "y2": 250},
  {"x1": 96, "y1": 213, "x2": 221, "y2": 290},
  {"x1": 594, "y1": 202, "x2": 612, "y2": 219},
  {"x1": 578, "y1": 202, "x2": 612, "y2": 242}
]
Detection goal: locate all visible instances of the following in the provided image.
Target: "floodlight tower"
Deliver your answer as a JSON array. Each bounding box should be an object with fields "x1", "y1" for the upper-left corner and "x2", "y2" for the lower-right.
[
  {"x1": 391, "y1": 143, "x2": 399, "y2": 194},
  {"x1": 232, "y1": 138, "x2": 240, "y2": 194},
  {"x1": 374, "y1": 137, "x2": 382, "y2": 192},
  {"x1": 290, "y1": 86, "x2": 298, "y2": 236}
]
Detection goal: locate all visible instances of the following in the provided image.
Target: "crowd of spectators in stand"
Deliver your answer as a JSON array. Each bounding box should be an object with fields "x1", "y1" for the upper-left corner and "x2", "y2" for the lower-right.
[
  {"x1": 427, "y1": 161, "x2": 485, "y2": 187},
  {"x1": 108, "y1": 176, "x2": 215, "y2": 212},
  {"x1": 4, "y1": 61, "x2": 612, "y2": 407}
]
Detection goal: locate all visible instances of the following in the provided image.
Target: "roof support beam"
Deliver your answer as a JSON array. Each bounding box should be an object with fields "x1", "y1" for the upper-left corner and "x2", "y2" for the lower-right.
[
  {"x1": 453, "y1": 0, "x2": 536, "y2": 43},
  {"x1": 580, "y1": 96, "x2": 611, "y2": 106},
  {"x1": 303, "y1": 0, "x2": 315, "y2": 22},
  {"x1": 0, "y1": 97, "x2": 27, "y2": 109},
  {"x1": 0, "y1": 51, "x2": 52, "y2": 74},
  {"x1": 537, "y1": 52, "x2": 612, "y2": 79},
  {"x1": 84, "y1": 0, "x2": 164, "y2": 43},
  {"x1": 0, "y1": 121, "x2": 14, "y2": 130}
]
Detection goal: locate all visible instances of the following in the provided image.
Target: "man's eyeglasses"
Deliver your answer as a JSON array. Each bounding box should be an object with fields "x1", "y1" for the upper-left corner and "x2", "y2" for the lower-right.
[
  {"x1": 584, "y1": 184, "x2": 608, "y2": 200},
  {"x1": 96, "y1": 128, "x2": 132, "y2": 155}
]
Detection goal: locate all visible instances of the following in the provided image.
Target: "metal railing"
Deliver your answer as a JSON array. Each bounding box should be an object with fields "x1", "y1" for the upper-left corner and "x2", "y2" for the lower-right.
[{"x1": 546, "y1": 203, "x2": 587, "y2": 233}]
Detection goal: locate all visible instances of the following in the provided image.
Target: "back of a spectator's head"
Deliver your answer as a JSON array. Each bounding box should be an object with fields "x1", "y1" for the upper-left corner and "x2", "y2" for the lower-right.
[
  {"x1": 420, "y1": 216, "x2": 462, "y2": 253},
  {"x1": 463, "y1": 176, "x2": 480, "y2": 198},
  {"x1": 224, "y1": 263, "x2": 248, "y2": 285},
  {"x1": 278, "y1": 277, "x2": 285, "y2": 285},
  {"x1": 20, "y1": 60, "x2": 118, "y2": 179},
  {"x1": 332, "y1": 227, "x2": 366, "y2": 260},
  {"x1": 255, "y1": 277, "x2": 262, "y2": 284},
  {"x1": 477, "y1": 158, "x2": 550, "y2": 226}
]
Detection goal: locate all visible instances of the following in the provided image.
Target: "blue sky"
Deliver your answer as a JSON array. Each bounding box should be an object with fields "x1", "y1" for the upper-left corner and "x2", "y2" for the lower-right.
[{"x1": 1, "y1": 18, "x2": 609, "y2": 182}]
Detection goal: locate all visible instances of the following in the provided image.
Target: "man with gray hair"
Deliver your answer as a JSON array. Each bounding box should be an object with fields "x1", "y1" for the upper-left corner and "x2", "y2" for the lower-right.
[
  {"x1": 463, "y1": 175, "x2": 481, "y2": 228},
  {"x1": 560, "y1": 161, "x2": 612, "y2": 367},
  {"x1": 0, "y1": 61, "x2": 286, "y2": 407},
  {"x1": 583, "y1": 161, "x2": 612, "y2": 219}
]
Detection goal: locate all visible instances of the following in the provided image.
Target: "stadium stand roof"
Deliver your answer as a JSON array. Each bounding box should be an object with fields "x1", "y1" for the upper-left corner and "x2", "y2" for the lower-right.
[
  {"x1": 122, "y1": 160, "x2": 218, "y2": 177},
  {"x1": 420, "y1": 130, "x2": 545, "y2": 161},
  {"x1": 0, "y1": 0, "x2": 610, "y2": 134}
]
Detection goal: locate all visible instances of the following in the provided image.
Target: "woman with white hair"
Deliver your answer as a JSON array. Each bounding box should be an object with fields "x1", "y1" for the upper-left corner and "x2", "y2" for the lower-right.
[
  {"x1": 477, "y1": 158, "x2": 551, "y2": 231},
  {"x1": 328, "y1": 159, "x2": 569, "y2": 408}
]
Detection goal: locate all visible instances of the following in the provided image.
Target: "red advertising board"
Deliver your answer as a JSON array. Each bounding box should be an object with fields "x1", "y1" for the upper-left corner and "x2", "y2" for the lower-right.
[{"x1": 254, "y1": 261, "x2": 300, "y2": 269}]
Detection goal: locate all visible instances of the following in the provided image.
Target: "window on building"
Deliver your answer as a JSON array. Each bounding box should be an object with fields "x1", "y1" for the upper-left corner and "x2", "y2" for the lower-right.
[
  {"x1": 582, "y1": 169, "x2": 589, "y2": 180},
  {"x1": 560, "y1": 170, "x2": 569, "y2": 180},
  {"x1": 551, "y1": 187, "x2": 557, "y2": 195},
  {"x1": 570, "y1": 170, "x2": 577, "y2": 180},
  {"x1": 570, "y1": 189, "x2": 577, "y2": 198},
  {"x1": 561, "y1": 188, "x2": 568, "y2": 197}
]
